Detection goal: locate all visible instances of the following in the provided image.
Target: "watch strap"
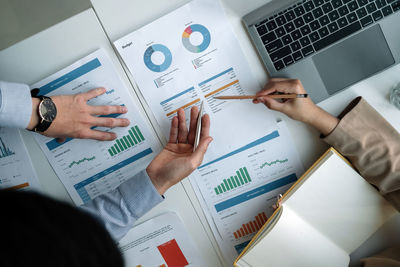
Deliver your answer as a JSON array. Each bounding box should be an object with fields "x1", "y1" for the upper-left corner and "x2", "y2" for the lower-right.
[
  {"x1": 30, "y1": 96, "x2": 55, "y2": 133},
  {"x1": 35, "y1": 118, "x2": 52, "y2": 132},
  {"x1": 31, "y1": 88, "x2": 40, "y2": 97}
]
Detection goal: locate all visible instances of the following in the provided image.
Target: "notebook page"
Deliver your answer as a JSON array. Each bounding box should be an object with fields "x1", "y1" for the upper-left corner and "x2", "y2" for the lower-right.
[
  {"x1": 238, "y1": 206, "x2": 349, "y2": 267},
  {"x1": 284, "y1": 151, "x2": 396, "y2": 253}
]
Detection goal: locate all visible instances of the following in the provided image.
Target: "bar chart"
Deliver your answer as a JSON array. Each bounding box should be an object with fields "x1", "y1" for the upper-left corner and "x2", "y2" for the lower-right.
[
  {"x1": 233, "y1": 212, "x2": 268, "y2": 239},
  {"x1": 133, "y1": 239, "x2": 189, "y2": 267},
  {"x1": 108, "y1": 126, "x2": 145, "y2": 156},
  {"x1": 0, "y1": 137, "x2": 15, "y2": 158},
  {"x1": 157, "y1": 239, "x2": 189, "y2": 267},
  {"x1": 214, "y1": 167, "x2": 252, "y2": 195}
]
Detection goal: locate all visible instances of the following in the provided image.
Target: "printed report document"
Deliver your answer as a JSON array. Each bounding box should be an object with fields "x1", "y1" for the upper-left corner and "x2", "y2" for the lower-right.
[
  {"x1": 114, "y1": 0, "x2": 304, "y2": 264},
  {"x1": 0, "y1": 128, "x2": 41, "y2": 191},
  {"x1": 118, "y1": 212, "x2": 205, "y2": 266},
  {"x1": 30, "y1": 49, "x2": 162, "y2": 205}
]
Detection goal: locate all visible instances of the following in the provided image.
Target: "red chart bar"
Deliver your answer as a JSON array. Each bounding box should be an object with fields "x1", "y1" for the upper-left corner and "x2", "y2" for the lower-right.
[
  {"x1": 157, "y1": 239, "x2": 189, "y2": 267},
  {"x1": 262, "y1": 212, "x2": 268, "y2": 222}
]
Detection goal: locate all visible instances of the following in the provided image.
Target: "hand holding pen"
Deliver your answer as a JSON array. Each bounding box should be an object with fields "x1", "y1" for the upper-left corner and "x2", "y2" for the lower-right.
[
  {"x1": 253, "y1": 78, "x2": 339, "y2": 136},
  {"x1": 250, "y1": 78, "x2": 317, "y2": 123}
]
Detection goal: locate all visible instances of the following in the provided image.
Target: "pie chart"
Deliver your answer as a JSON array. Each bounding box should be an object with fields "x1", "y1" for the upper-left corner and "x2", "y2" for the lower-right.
[
  {"x1": 143, "y1": 44, "x2": 172, "y2": 72},
  {"x1": 182, "y1": 24, "x2": 211, "y2": 53}
]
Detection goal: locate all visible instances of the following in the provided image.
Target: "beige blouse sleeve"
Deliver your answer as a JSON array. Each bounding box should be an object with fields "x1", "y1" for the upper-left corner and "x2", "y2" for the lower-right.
[{"x1": 322, "y1": 97, "x2": 400, "y2": 211}]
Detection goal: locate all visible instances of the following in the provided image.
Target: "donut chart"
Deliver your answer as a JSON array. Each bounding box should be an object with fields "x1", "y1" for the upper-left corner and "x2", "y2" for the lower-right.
[
  {"x1": 143, "y1": 44, "x2": 172, "y2": 72},
  {"x1": 182, "y1": 24, "x2": 211, "y2": 53}
]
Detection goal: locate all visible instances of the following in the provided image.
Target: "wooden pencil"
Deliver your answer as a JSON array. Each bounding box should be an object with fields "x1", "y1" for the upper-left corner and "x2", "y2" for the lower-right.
[{"x1": 214, "y1": 94, "x2": 308, "y2": 100}]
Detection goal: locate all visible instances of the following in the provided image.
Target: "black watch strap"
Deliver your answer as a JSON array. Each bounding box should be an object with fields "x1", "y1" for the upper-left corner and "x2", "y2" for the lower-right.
[
  {"x1": 30, "y1": 95, "x2": 55, "y2": 133},
  {"x1": 31, "y1": 88, "x2": 40, "y2": 97}
]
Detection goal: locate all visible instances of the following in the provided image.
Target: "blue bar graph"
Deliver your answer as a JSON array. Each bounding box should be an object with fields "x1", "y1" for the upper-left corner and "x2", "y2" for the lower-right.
[
  {"x1": 39, "y1": 58, "x2": 101, "y2": 95},
  {"x1": 214, "y1": 173, "x2": 297, "y2": 212},
  {"x1": 74, "y1": 148, "x2": 153, "y2": 203}
]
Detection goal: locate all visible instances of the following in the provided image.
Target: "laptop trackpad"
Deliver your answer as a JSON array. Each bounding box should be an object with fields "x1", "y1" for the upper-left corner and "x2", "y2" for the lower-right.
[{"x1": 313, "y1": 25, "x2": 394, "y2": 95}]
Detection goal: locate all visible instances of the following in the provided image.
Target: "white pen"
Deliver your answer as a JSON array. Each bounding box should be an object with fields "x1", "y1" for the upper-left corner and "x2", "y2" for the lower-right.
[{"x1": 193, "y1": 101, "x2": 204, "y2": 152}]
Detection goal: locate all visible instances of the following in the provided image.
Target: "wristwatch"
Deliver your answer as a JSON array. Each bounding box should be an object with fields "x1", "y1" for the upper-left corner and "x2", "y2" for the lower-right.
[{"x1": 30, "y1": 89, "x2": 57, "y2": 132}]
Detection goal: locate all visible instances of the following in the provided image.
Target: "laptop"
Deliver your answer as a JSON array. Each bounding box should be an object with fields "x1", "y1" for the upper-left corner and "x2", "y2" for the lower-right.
[{"x1": 243, "y1": 0, "x2": 400, "y2": 103}]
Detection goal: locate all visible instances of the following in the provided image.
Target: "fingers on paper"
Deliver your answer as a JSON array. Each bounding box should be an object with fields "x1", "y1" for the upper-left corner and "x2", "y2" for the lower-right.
[
  {"x1": 91, "y1": 117, "x2": 130, "y2": 128},
  {"x1": 90, "y1": 105, "x2": 128, "y2": 115},
  {"x1": 75, "y1": 129, "x2": 117, "y2": 141},
  {"x1": 83, "y1": 87, "x2": 106, "y2": 101}
]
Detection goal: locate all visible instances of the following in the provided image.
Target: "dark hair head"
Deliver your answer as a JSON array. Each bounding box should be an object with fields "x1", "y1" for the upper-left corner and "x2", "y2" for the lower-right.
[{"x1": 0, "y1": 190, "x2": 124, "y2": 267}]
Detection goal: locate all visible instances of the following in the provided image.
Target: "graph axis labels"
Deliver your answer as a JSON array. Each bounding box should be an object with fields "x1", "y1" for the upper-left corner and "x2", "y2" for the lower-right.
[
  {"x1": 182, "y1": 24, "x2": 211, "y2": 53},
  {"x1": 144, "y1": 44, "x2": 173, "y2": 72}
]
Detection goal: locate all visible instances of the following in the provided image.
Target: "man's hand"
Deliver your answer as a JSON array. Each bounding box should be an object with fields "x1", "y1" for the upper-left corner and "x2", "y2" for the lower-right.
[
  {"x1": 27, "y1": 88, "x2": 130, "y2": 142},
  {"x1": 147, "y1": 107, "x2": 213, "y2": 195},
  {"x1": 253, "y1": 78, "x2": 339, "y2": 136}
]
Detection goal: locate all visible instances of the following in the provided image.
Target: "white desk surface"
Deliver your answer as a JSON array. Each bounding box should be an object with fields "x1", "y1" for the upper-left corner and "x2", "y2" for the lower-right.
[{"x1": 0, "y1": 0, "x2": 399, "y2": 266}]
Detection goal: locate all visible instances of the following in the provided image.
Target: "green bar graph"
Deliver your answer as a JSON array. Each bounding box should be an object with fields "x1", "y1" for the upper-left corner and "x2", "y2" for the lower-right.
[
  {"x1": 116, "y1": 139, "x2": 124, "y2": 151},
  {"x1": 234, "y1": 176, "x2": 240, "y2": 186},
  {"x1": 123, "y1": 136, "x2": 131, "y2": 148},
  {"x1": 228, "y1": 179, "x2": 233, "y2": 189},
  {"x1": 135, "y1": 125, "x2": 145, "y2": 140},
  {"x1": 132, "y1": 127, "x2": 141, "y2": 142},
  {"x1": 230, "y1": 176, "x2": 236, "y2": 187},
  {"x1": 121, "y1": 139, "x2": 128, "y2": 149},
  {"x1": 214, "y1": 167, "x2": 252, "y2": 195},
  {"x1": 244, "y1": 167, "x2": 251, "y2": 182},
  {"x1": 237, "y1": 171, "x2": 244, "y2": 184},
  {"x1": 108, "y1": 126, "x2": 146, "y2": 156},
  {"x1": 224, "y1": 179, "x2": 230, "y2": 190},
  {"x1": 127, "y1": 135, "x2": 134, "y2": 146},
  {"x1": 115, "y1": 144, "x2": 121, "y2": 153},
  {"x1": 129, "y1": 129, "x2": 137, "y2": 144},
  {"x1": 240, "y1": 168, "x2": 248, "y2": 183}
]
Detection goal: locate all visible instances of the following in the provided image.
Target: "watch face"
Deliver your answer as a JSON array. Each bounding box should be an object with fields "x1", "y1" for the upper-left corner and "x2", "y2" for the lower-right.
[{"x1": 39, "y1": 98, "x2": 57, "y2": 122}]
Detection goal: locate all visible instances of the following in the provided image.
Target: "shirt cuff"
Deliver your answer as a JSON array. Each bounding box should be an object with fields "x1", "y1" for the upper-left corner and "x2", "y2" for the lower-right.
[
  {"x1": 321, "y1": 97, "x2": 363, "y2": 146},
  {"x1": 118, "y1": 169, "x2": 164, "y2": 219},
  {"x1": 0, "y1": 81, "x2": 32, "y2": 128}
]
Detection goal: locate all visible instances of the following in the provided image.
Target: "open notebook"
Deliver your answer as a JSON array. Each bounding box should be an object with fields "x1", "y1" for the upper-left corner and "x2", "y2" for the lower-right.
[{"x1": 235, "y1": 148, "x2": 397, "y2": 267}]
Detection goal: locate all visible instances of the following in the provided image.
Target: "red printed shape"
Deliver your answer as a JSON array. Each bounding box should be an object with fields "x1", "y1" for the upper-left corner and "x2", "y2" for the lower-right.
[{"x1": 157, "y1": 239, "x2": 189, "y2": 267}]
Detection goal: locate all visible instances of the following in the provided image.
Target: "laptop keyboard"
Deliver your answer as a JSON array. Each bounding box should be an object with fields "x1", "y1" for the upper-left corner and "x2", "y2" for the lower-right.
[{"x1": 255, "y1": 0, "x2": 400, "y2": 71}]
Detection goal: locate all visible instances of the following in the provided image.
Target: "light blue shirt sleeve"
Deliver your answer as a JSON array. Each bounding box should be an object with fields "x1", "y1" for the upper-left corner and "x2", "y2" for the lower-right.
[
  {"x1": 80, "y1": 170, "x2": 164, "y2": 240},
  {"x1": 0, "y1": 81, "x2": 32, "y2": 128}
]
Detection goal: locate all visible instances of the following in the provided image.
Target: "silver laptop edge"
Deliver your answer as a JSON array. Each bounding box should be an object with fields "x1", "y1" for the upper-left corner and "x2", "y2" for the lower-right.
[{"x1": 243, "y1": 0, "x2": 400, "y2": 103}]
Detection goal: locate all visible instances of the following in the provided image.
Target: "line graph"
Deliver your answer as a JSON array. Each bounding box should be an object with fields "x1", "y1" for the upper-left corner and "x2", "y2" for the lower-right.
[
  {"x1": 260, "y1": 159, "x2": 288, "y2": 169},
  {"x1": 69, "y1": 156, "x2": 96, "y2": 168}
]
